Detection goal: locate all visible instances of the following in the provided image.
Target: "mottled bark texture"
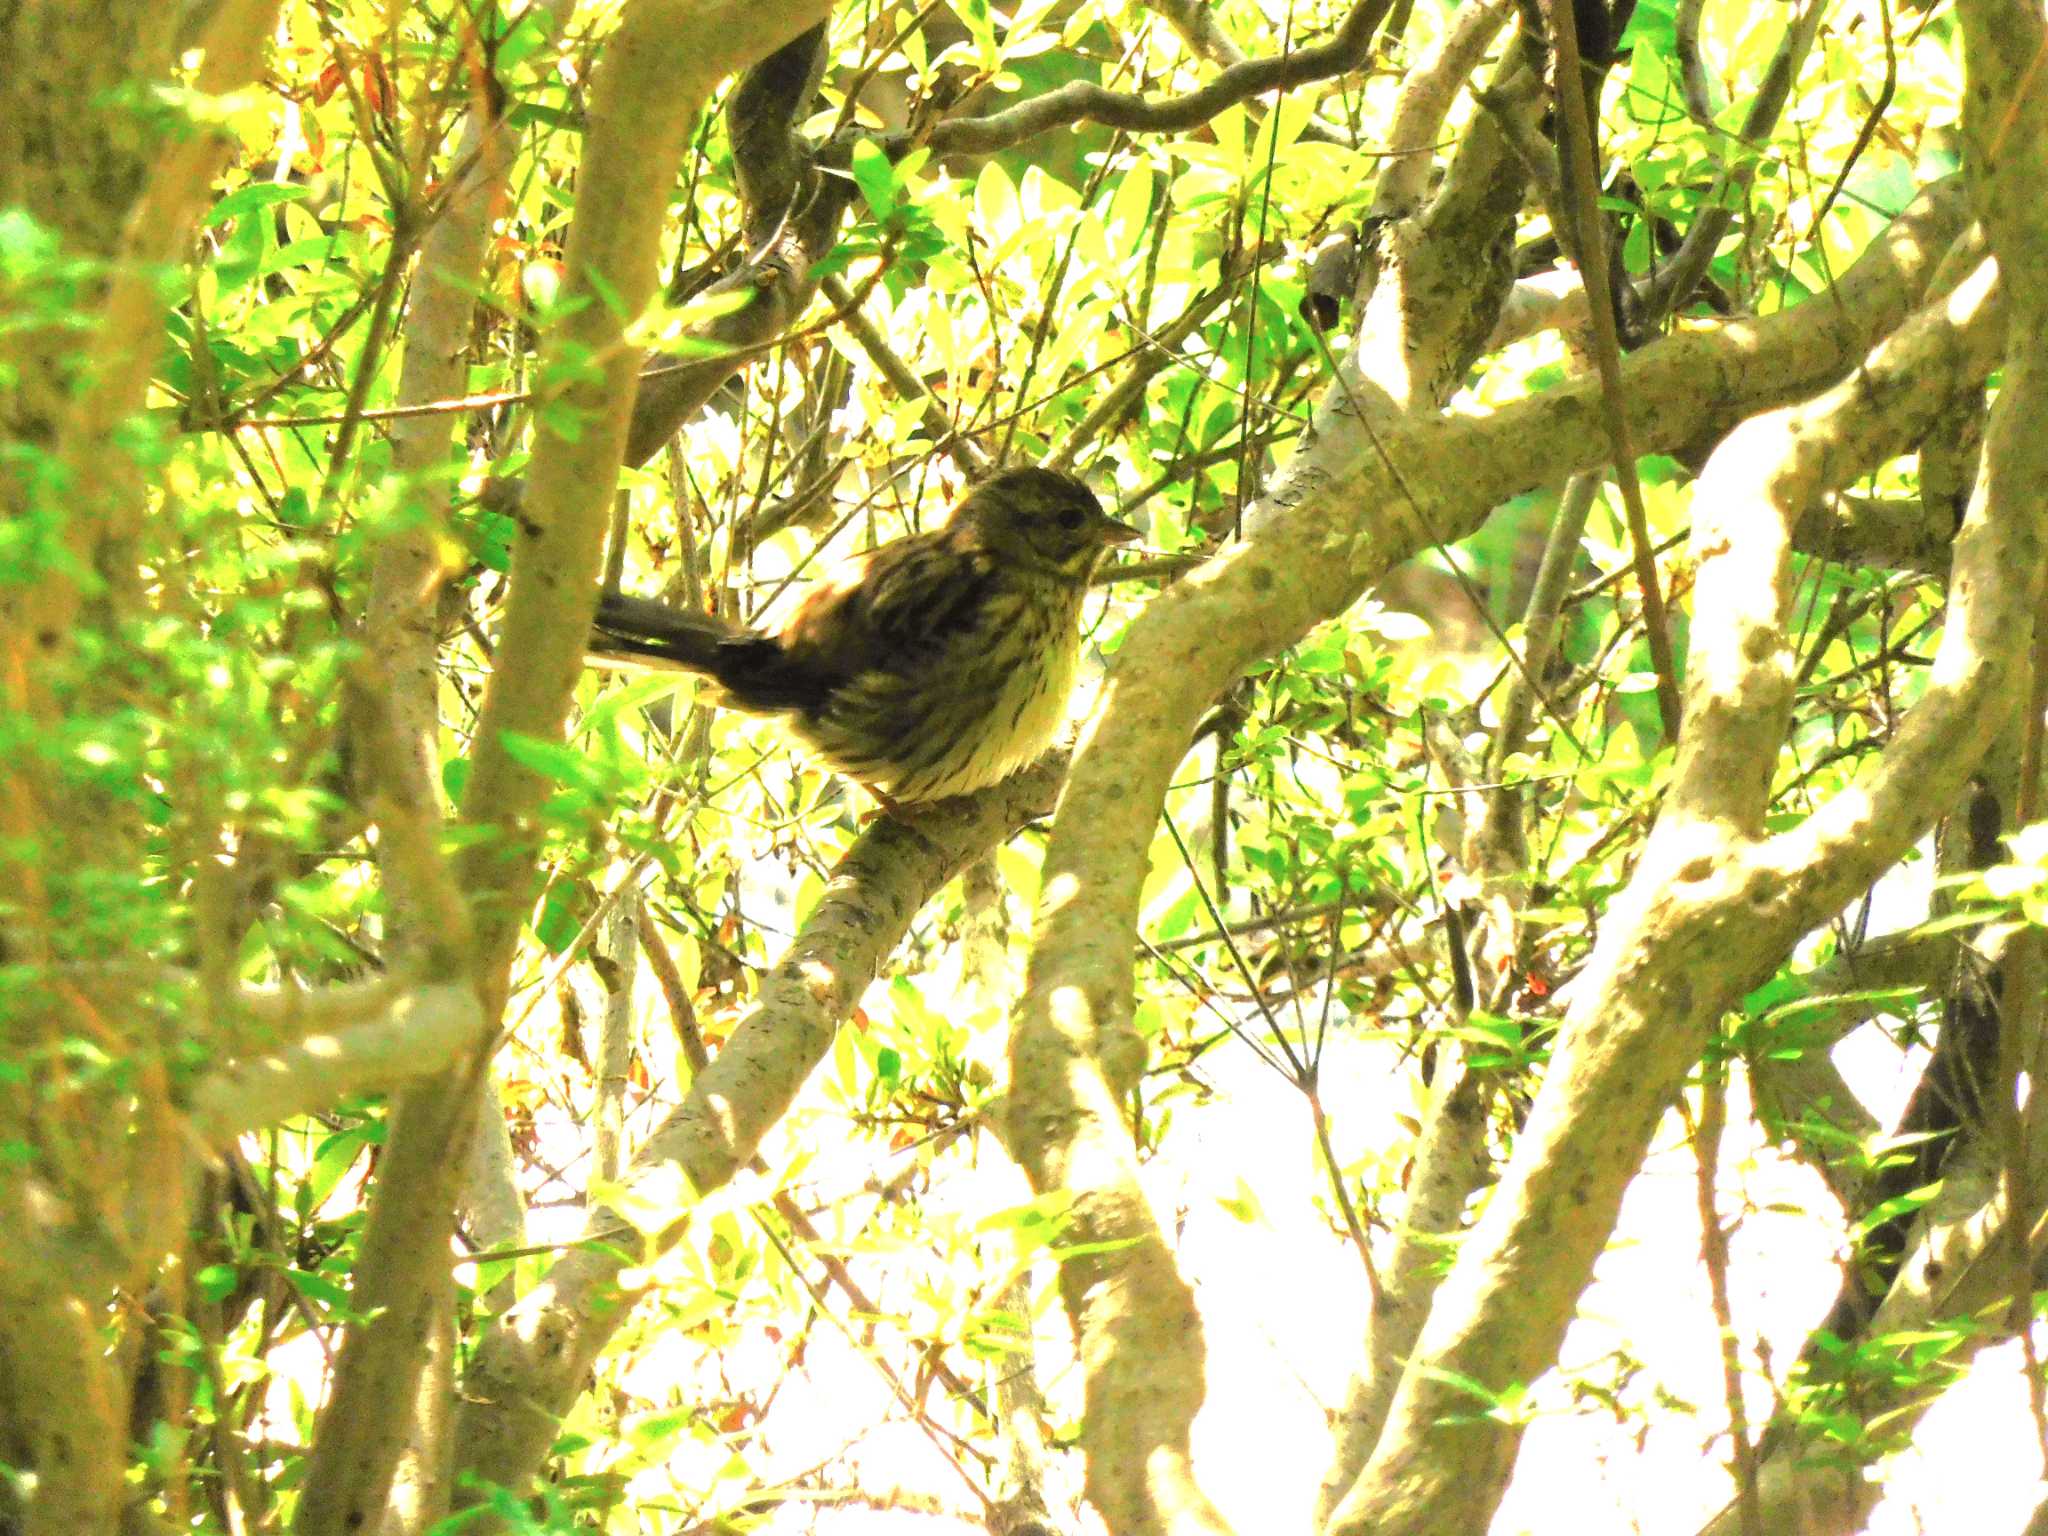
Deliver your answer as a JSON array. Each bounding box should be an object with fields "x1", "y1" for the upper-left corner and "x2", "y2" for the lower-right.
[
  {"x1": 1325, "y1": 119, "x2": 2041, "y2": 1536},
  {"x1": 1002, "y1": 163, "x2": 1981, "y2": 1532},
  {"x1": 0, "y1": 5, "x2": 283, "y2": 1533},
  {"x1": 291, "y1": 7, "x2": 837, "y2": 1533},
  {"x1": 1690, "y1": 6, "x2": 2048, "y2": 1528},
  {"x1": 450, "y1": 760, "x2": 1063, "y2": 1520}
]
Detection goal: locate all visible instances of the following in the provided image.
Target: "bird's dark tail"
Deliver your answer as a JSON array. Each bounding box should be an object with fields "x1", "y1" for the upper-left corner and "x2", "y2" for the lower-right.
[
  {"x1": 589, "y1": 592, "x2": 836, "y2": 713},
  {"x1": 591, "y1": 592, "x2": 741, "y2": 670}
]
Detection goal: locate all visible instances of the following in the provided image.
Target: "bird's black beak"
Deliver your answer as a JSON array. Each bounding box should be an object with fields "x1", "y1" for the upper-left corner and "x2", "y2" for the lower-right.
[{"x1": 1096, "y1": 516, "x2": 1140, "y2": 545}]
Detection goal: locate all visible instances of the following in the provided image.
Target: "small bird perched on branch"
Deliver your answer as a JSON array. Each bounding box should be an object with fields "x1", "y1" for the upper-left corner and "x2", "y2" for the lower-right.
[{"x1": 590, "y1": 466, "x2": 1136, "y2": 807}]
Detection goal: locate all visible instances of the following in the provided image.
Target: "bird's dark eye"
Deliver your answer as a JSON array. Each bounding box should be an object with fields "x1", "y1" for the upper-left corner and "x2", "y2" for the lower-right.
[{"x1": 1056, "y1": 504, "x2": 1087, "y2": 531}]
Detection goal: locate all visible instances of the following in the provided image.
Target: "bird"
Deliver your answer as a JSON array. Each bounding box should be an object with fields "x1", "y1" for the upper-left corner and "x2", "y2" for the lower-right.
[{"x1": 589, "y1": 466, "x2": 1137, "y2": 807}]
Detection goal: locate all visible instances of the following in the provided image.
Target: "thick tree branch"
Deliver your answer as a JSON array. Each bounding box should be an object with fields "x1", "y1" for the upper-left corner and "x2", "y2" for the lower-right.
[
  {"x1": 1369, "y1": 0, "x2": 1513, "y2": 221},
  {"x1": 997, "y1": 174, "x2": 1965, "y2": 1536},
  {"x1": 292, "y1": 7, "x2": 837, "y2": 1533},
  {"x1": 923, "y1": 0, "x2": 1391, "y2": 158},
  {"x1": 361, "y1": 24, "x2": 575, "y2": 1475},
  {"x1": 994, "y1": 42, "x2": 1551, "y2": 1528},
  {"x1": 185, "y1": 985, "x2": 487, "y2": 1148},
  {"x1": 449, "y1": 759, "x2": 1062, "y2": 1523},
  {"x1": 0, "y1": 9, "x2": 282, "y2": 1530},
  {"x1": 621, "y1": 24, "x2": 849, "y2": 467},
  {"x1": 1328, "y1": 245, "x2": 2029, "y2": 1533},
  {"x1": 1348, "y1": 32, "x2": 1532, "y2": 413},
  {"x1": 38, "y1": 0, "x2": 284, "y2": 638},
  {"x1": 1313, "y1": 1057, "x2": 1491, "y2": 1523}
]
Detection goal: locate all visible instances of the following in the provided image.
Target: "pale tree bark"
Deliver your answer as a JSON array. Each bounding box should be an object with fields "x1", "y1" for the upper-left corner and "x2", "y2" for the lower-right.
[
  {"x1": 1311, "y1": 17, "x2": 1533, "y2": 1519},
  {"x1": 996, "y1": 146, "x2": 1970, "y2": 1531},
  {"x1": 289, "y1": 6, "x2": 837, "y2": 1533},
  {"x1": 996, "y1": 28, "x2": 1546, "y2": 1528},
  {"x1": 448, "y1": 760, "x2": 1062, "y2": 1523},
  {"x1": 1691, "y1": 1, "x2": 2048, "y2": 1526},
  {"x1": 1324, "y1": 39, "x2": 2045, "y2": 1515},
  {"x1": 1314, "y1": 460, "x2": 1605, "y2": 1520},
  {"x1": 0, "y1": 7, "x2": 281, "y2": 1532},
  {"x1": 991, "y1": 24, "x2": 1982, "y2": 1531},
  {"x1": 592, "y1": 893, "x2": 641, "y2": 1186}
]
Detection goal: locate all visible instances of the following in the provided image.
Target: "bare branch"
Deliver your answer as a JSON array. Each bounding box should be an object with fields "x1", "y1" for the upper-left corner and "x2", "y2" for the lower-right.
[
  {"x1": 821, "y1": 272, "x2": 990, "y2": 474},
  {"x1": 1326, "y1": 245, "x2": 2029, "y2": 1536},
  {"x1": 293, "y1": 8, "x2": 838, "y2": 1533},
  {"x1": 1549, "y1": 0, "x2": 1682, "y2": 736},
  {"x1": 185, "y1": 985, "x2": 486, "y2": 1148},
  {"x1": 1672, "y1": 0, "x2": 1717, "y2": 125},
  {"x1": 1637, "y1": 0, "x2": 1827, "y2": 326},
  {"x1": 1313, "y1": 1059, "x2": 1491, "y2": 1522},
  {"x1": 1042, "y1": 257, "x2": 1251, "y2": 473},
  {"x1": 450, "y1": 760, "x2": 1063, "y2": 1522},
  {"x1": 924, "y1": 0, "x2": 1391, "y2": 158},
  {"x1": 1481, "y1": 268, "x2": 1591, "y2": 349}
]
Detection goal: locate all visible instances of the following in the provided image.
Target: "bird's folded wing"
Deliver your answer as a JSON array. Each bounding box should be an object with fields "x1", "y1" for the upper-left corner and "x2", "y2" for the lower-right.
[{"x1": 779, "y1": 535, "x2": 996, "y2": 676}]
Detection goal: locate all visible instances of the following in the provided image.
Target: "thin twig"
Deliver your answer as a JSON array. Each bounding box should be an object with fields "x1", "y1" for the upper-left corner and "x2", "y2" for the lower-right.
[
  {"x1": 1691, "y1": 1054, "x2": 1762, "y2": 1536},
  {"x1": 1547, "y1": 0, "x2": 1683, "y2": 739}
]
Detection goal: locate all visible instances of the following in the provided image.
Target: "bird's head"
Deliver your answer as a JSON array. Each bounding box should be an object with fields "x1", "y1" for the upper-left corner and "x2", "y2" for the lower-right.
[{"x1": 954, "y1": 466, "x2": 1139, "y2": 578}]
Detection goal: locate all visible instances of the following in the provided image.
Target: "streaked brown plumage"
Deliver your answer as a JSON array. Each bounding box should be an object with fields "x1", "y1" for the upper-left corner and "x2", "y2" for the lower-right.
[{"x1": 589, "y1": 467, "x2": 1135, "y2": 804}]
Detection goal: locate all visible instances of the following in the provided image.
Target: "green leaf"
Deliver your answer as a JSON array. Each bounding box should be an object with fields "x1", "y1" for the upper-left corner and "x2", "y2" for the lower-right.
[
  {"x1": 975, "y1": 161, "x2": 1021, "y2": 248},
  {"x1": 954, "y1": 0, "x2": 997, "y2": 65},
  {"x1": 494, "y1": 7, "x2": 557, "y2": 70},
  {"x1": 579, "y1": 672, "x2": 687, "y2": 738},
  {"x1": 285, "y1": 1268, "x2": 354, "y2": 1312},
  {"x1": 1108, "y1": 161, "x2": 1155, "y2": 244},
  {"x1": 204, "y1": 182, "x2": 311, "y2": 228},
  {"x1": 308, "y1": 1128, "x2": 368, "y2": 1204},
  {"x1": 1852, "y1": 1181, "x2": 1942, "y2": 1240},
  {"x1": 496, "y1": 729, "x2": 599, "y2": 789},
  {"x1": 850, "y1": 138, "x2": 898, "y2": 221},
  {"x1": 534, "y1": 887, "x2": 581, "y2": 954}
]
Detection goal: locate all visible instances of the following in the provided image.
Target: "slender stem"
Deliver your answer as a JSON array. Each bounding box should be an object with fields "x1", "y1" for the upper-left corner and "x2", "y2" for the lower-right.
[{"x1": 1547, "y1": 0, "x2": 1683, "y2": 739}]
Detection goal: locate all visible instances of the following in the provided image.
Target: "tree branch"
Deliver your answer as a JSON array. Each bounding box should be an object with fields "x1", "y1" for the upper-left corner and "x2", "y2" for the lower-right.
[
  {"x1": 1369, "y1": 0, "x2": 1513, "y2": 221},
  {"x1": 923, "y1": 0, "x2": 1392, "y2": 159},
  {"x1": 184, "y1": 985, "x2": 486, "y2": 1148},
  {"x1": 292, "y1": 8, "x2": 838, "y2": 1533},
  {"x1": 1636, "y1": 0, "x2": 1827, "y2": 327},
  {"x1": 449, "y1": 759, "x2": 1062, "y2": 1523},
  {"x1": 994, "y1": 174, "x2": 1966, "y2": 1536},
  {"x1": 1327, "y1": 247, "x2": 2028, "y2": 1534}
]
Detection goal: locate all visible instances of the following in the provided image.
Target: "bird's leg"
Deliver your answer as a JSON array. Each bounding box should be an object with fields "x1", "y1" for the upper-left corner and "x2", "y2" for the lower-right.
[{"x1": 864, "y1": 783, "x2": 908, "y2": 821}]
